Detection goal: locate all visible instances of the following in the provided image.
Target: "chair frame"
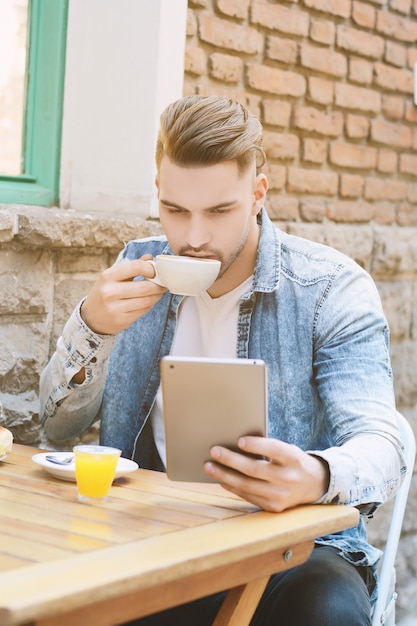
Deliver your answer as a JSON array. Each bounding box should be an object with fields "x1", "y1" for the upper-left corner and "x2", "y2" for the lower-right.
[{"x1": 371, "y1": 412, "x2": 416, "y2": 626}]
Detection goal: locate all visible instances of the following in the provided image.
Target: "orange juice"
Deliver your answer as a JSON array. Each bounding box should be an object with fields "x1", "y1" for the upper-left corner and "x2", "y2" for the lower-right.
[{"x1": 74, "y1": 445, "x2": 121, "y2": 502}]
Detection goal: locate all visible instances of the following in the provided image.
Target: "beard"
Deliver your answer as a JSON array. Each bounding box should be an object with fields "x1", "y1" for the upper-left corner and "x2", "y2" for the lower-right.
[{"x1": 178, "y1": 226, "x2": 251, "y2": 282}]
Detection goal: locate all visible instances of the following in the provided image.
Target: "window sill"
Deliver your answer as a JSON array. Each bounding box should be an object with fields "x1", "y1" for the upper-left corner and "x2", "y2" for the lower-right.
[{"x1": 0, "y1": 180, "x2": 55, "y2": 206}]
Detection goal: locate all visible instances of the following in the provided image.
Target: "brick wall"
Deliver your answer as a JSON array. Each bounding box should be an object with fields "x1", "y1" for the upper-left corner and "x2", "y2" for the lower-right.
[
  {"x1": 185, "y1": 0, "x2": 416, "y2": 228},
  {"x1": 184, "y1": 0, "x2": 417, "y2": 620}
]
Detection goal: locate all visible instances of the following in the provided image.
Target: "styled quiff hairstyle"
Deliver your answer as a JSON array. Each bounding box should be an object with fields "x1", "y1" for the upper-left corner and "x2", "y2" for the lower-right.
[{"x1": 155, "y1": 95, "x2": 266, "y2": 175}]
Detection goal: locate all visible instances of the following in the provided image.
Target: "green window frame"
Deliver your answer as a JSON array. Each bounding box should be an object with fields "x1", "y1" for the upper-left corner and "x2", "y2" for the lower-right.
[{"x1": 0, "y1": 0, "x2": 68, "y2": 206}]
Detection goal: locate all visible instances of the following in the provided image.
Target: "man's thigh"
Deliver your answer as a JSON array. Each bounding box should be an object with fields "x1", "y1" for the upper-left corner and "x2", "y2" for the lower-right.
[
  {"x1": 251, "y1": 545, "x2": 373, "y2": 626},
  {"x1": 123, "y1": 593, "x2": 226, "y2": 626}
]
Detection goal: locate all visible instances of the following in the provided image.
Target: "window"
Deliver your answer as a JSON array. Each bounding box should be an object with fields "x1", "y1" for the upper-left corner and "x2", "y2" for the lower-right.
[{"x1": 0, "y1": 0, "x2": 68, "y2": 206}]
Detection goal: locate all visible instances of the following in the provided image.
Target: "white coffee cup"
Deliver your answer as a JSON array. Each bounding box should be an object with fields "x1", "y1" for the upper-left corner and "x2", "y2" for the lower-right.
[{"x1": 146, "y1": 255, "x2": 221, "y2": 296}]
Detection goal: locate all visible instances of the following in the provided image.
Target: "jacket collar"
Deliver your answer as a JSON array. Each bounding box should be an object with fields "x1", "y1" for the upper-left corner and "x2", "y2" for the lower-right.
[{"x1": 252, "y1": 207, "x2": 281, "y2": 293}]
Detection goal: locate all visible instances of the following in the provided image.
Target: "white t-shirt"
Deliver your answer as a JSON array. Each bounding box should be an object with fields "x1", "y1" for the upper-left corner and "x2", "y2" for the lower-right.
[{"x1": 151, "y1": 276, "x2": 253, "y2": 465}]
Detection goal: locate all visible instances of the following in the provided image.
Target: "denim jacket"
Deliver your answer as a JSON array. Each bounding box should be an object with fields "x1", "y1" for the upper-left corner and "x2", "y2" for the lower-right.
[{"x1": 40, "y1": 208, "x2": 405, "y2": 597}]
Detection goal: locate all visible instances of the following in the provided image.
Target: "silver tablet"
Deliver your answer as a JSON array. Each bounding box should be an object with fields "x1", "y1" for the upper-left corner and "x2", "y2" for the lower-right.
[{"x1": 160, "y1": 356, "x2": 268, "y2": 482}]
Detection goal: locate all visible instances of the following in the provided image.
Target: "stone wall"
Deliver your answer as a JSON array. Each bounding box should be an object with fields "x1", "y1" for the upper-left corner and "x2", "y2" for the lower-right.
[
  {"x1": 0, "y1": 205, "x2": 162, "y2": 445},
  {"x1": 0, "y1": 0, "x2": 416, "y2": 621}
]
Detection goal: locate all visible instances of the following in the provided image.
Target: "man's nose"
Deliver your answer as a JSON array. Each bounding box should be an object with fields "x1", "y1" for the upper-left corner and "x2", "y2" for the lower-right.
[{"x1": 185, "y1": 218, "x2": 210, "y2": 250}]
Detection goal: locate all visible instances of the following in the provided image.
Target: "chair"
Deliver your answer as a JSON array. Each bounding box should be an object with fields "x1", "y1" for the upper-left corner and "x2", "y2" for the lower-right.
[{"x1": 371, "y1": 412, "x2": 416, "y2": 626}]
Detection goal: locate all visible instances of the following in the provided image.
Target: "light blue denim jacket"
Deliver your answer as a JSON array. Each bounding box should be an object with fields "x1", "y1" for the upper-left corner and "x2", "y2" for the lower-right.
[{"x1": 40, "y1": 208, "x2": 405, "y2": 599}]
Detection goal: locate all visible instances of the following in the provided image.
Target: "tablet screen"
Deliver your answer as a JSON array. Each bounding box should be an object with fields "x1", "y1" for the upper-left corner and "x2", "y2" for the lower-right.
[{"x1": 160, "y1": 356, "x2": 268, "y2": 482}]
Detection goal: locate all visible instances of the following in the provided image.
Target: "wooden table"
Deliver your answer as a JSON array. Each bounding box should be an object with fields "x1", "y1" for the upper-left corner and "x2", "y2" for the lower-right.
[{"x1": 0, "y1": 444, "x2": 359, "y2": 626}]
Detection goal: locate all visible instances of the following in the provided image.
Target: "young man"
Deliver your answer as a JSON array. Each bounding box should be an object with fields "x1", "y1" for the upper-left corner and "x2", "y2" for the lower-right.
[{"x1": 40, "y1": 95, "x2": 404, "y2": 626}]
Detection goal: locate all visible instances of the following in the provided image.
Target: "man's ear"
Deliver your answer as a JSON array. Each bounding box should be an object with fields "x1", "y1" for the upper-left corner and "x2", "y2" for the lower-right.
[
  {"x1": 252, "y1": 173, "x2": 269, "y2": 215},
  {"x1": 155, "y1": 176, "x2": 160, "y2": 191}
]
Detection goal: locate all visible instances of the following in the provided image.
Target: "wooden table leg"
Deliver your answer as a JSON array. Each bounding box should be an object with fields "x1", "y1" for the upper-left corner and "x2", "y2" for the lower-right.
[{"x1": 212, "y1": 575, "x2": 270, "y2": 626}]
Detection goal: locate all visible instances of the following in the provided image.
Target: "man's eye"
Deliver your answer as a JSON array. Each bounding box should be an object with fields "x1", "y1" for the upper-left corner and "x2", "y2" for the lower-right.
[{"x1": 165, "y1": 207, "x2": 185, "y2": 214}]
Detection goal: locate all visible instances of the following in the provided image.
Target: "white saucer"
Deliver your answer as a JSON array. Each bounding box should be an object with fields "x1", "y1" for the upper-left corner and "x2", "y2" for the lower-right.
[{"x1": 32, "y1": 452, "x2": 138, "y2": 482}]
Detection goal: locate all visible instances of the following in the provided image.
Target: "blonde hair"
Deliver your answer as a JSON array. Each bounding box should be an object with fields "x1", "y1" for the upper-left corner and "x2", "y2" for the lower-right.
[{"x1": 155, "y1": 95, "x2": 265, "y2": 175}]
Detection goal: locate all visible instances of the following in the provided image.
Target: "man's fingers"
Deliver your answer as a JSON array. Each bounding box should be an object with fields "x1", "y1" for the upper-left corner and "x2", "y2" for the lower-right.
[
  {"x1": 79, "y1": 255, "x2": 166, "y2": 334},
  {"x1": 237, "y1": 436, "x2": 300, "y2": 465},
  {"x1": 104, "y1": 256, "x2": 156, "y2": 282}
]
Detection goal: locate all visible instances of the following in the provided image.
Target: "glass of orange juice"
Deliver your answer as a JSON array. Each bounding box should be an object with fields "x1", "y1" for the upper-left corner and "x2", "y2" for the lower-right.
[{"x1": 73, "y1": 445, "x2": 121, "y2": 503}]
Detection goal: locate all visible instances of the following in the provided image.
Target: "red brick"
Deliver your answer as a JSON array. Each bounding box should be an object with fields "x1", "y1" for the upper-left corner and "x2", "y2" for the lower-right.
[
  {"x1": 197, "y1": 85, "x2": 262, "y2": 116},
  {"x1": 303, "y1": 0, "x2": 351, "y2": 19},
  {"x1": 262, "y1": 163, "x2": 286, "y2": 190},
  {"x1": 374, "y1": 63, "x2": 414, "y2": 94},
  {"x1": 400, "y1": 154, "x2": 417, "y2": 176},
  {"x1": 405, "y1": 102, "x2": 417, "y2": 124},
  {"x1": 330, "y1": 142, "x2": 377, "y2": 168},
  {"x1": 397, "y1": 203, "x2": 417, "y2": 226},
  {"x1": 251, "y1": 1, "x2": 310, "y2": 36},
  {"x1": 294, "y1": 106, "x2": 343, "y2": 136},
  {"x1": 340, "y1": 173, "x2": 365, "y2": 197},
  {"x1": 326, "y1": 201, "x2": 374, "y2": 222},
  {"x1": 349, "y1": 57, "x2": 373, "y2": 84},
  {"x1": 300, "y1": 43, "x2": 347, "y2": 77},
  {"x1": 381, "y1": 95, "x2": 404, "y2": 120},
  {"x1": 198, "y1": 15, "x2": 263, "y2": 53},
  {"x1": 267, "y1": 195, "x2": 299, "y2": 221},
  {"x1": 300, "y1": 201, "x2": 326, "y2": 221},
  {"x1": 246, "y1": 64, "x2": 306, "y2": 97},
  {"x1": 376, "y1": 10, "x2": 417, "y2": 43},
  {"x1": 187, "y1": 8, "x2": 197, "y2": 37},
  {"x1": 216, "y1": 0, "x2": 251, "y2": 20},
  {"x1": 262, "y1": 100, "x2": 292, "y2": 127},
  {"x1": 385, "y1": 41, "x2": 407, "y2": 67},
  {"x1": 287, "y1": 223, "x2": 328, "y2": 242},
  {"x1": 390, "y1": 0, "x2": 412, "y2": 13},
  {"x1": 266, "y1": 36, "x2": 298, "y2": 65},
  {"x1": 335, "y1": 83, "x2": 381, "y2": 113},
  {"x1": 184, "y1": 47, "x2": 206, "y2": 76},
  {"x1": 377, "y1": 149, "x2": 398, "y2": 173},
  {"x1": 408, "y1": 47, "x2": 417, "y2": 69},
  {"x1": 308, "y1": 77, "x2": 334, "y2": 105},
  {"x1": 352, "y1": 1, "x2": 376, "y2": 28},
  {"x1": 183, "y1": 82, "x2": 197, "y2": 97},
  {"x1": 209, "y1": 53, "x2": 243, "y2": 83},
  {"x1": 345, "y1": 114, "x2": 370, "y2": 139},
  {"x1": 365, "y1": 177, "x2": 407, "y2": 201},
  {"x1": 371, "y1": 119, "x2": 413, "y2": 148},
  {"x1": 303, "y1": 138, "x2": 328, "y2": 163},
  {"x1": 288, "y1": 167, "x2": 338, "y2": 195},
  {"x1": 310, "y1": 19, "x2": 336, "y2": 45},
  {"x1": 407, "y1": 183, "x2": 417, "y2": 202},
  {"x1": 262, "y1": 131, "x2": 300, "y2": 160},
  {"x1": 374, "y1": 204, "x2": 396, "y2": 225},
  {"x1": 337, "y1": 25, "x2": 384, "y2": 59}
]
